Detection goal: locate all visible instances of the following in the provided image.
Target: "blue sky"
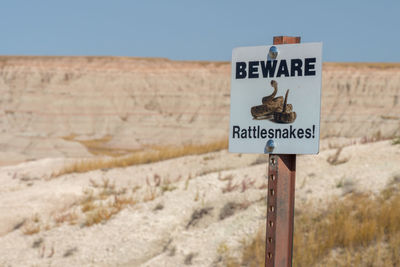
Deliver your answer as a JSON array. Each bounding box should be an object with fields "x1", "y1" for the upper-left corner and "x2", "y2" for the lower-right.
[{"x1": 1, "y1": 0, "x2": 399, "y2": 62}]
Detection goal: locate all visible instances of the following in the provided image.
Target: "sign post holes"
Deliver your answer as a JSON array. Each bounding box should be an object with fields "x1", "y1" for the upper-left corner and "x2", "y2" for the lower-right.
[
  {"x1": 229, "y1": 36, "x2": 322, "y2": 267},
  {"x1": 266, "y1": 36, "x2": 299, "y2": 267}
]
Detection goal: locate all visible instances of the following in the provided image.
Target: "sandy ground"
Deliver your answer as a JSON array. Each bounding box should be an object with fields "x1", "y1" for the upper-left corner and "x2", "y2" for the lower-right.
[{"x1": 0, "y1": 139, "x2": 399, "y2": 266}]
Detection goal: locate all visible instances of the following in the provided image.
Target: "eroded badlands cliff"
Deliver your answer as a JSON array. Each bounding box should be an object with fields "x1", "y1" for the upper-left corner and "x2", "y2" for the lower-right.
[{"x1": 0, "y1": 57, "x2": 399, "y2": 165}]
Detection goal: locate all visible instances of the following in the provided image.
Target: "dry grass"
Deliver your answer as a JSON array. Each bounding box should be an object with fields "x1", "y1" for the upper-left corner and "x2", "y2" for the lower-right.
[
  {"x1": 79, "y1": 179, "x2": 136, "y2": 227},
  {"x1": 22, "y1": 223, "x2": 41, "y2": 235},
  {"x1": 22, "y1": 173, "x2": 181, "y2": 234},
  {"x1": 81, "y1": 193, "x2": 136, "y2": 227},
  {"x1": 83, "y1": 202, "x2": 121, "y2": 227},
  {"x1": 54, "y1": 211, "x2": 79, "y2": 225},
  {"x1": 22, "y1": 214, "x2": 42, "y2": 235},
  {"x1": 78, "y1": 175, "x2": 182, "y2": 226},
  {"x1": 51, "y1": 178, "x2": 137, "y2": 228},
  {"x1": 53, "y1": 139, "x2": 228, "y2": 177},
  {"x1": 222, "y1": 180, "x2": 400, "y2": 266}
]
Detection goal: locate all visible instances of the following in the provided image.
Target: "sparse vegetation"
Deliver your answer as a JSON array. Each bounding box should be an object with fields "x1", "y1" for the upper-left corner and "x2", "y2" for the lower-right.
[
  {"x1": 20, "y1": 214, "x2": 46, "y2": 235},
  {"x1": 54, "y1": 211, "x2": 79, "y2": 225},
  {"x1": 32, "y1": 238, "x2": 44, "y2": 248},
  {"x1": 336, "y1": 177, "x2": 356, "y2": 195},
  {"x1": 22, "y1": 224, "x2": 41, "y2": 235},
  {"x1": 392, "y1": 136, "x2": 400, "y2": 145},
  {"x1": 153, "y1": 203, "x2": 164, "y2": 211},
  {"x1": 240, "y1": 228, "x2": 265, "y2": 267},
  {"x1": 83, "y1": 203, "x2": 118, "y2": 227},
  {"x1": 53, "y1": 139, "x2": 228, "y2": 177},
  {"x1": 220, "y1": 175, "x2": 258, "y2": 194},
  {"x1": 220, "y1": 181, "x2": 400, "y2": 266},
  {"x1": 359, "y1": 131, "x2": 393, "y2": 144},
  {"x1": 22, "y1": 220, "x2": 41, "y2": 235},
  {"x1": 17, "y1": 171, "x2": 193, "y2": 236},
  {"x1": 240, "y1": 177, "x2": 255, "y2": 193},
  {"x1": 50, "y1": 178, "x2": 137, "y2": 229},
  {"x1": 219, "y1": 202, "x2": 239, "y2": 220},
  {"x1": 184, "y1": 252, "x2": 196, "y2": 265},
  {"x1": 186, "y1": 207, "x2": 213, "y2": 229},
  {"x1": 327, "y1": 147, "x2": 349, "y2": 165},
  {"x1": 222, "y1": 179, "x2": 240, "y2": 193},
  {"x1": 49, "y1": 175, "x2": 182, "y2": 231},
  {"x1": 160, "y1": 176, "x2": 180, "y2": 193},
  {"x1": 184, "y1": 174, "x2": 192, "y2": 190},
  {"x1": 79, "y1": 179, "x2": 136, "y2": 227},
  {"x1": 63, "y1": 247, "x2": 78, "y2": 258},
  {"x1": 13, "y1": 219, "x2": 26, "y2": 231}
]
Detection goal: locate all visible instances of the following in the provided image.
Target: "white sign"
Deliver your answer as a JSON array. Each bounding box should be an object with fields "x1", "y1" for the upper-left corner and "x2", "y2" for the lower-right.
[{"x1": 229, "y1": 42, "x2": 322, "y2": 154}]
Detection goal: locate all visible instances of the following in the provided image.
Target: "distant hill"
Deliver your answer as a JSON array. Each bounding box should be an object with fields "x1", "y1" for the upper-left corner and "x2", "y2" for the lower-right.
[{"x1": 0, "y1": 56, "x2": 399, "y2": 165}]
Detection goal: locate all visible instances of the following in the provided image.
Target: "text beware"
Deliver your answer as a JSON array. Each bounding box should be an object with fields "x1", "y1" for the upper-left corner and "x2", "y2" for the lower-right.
[{"x1": 235, "y1": 58, "x2": 316, "y2": 79}]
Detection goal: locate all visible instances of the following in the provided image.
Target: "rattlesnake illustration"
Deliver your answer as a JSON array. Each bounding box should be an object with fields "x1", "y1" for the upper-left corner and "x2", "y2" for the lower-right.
[
  {"x1": 273, "y1": 89, "x2": 297, "y2": 123},
  {"x1": 250, "y1": 80, "x2": 296, "y2": 123},
  {"x1": 261, "y1": 80, "x2": 280, "y2": 104}
]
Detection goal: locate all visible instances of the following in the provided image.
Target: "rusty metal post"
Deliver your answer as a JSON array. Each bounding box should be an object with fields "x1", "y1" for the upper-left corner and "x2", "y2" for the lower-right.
[{"x1": 265, "y1": 36, "x2": 300, "y2": 267}]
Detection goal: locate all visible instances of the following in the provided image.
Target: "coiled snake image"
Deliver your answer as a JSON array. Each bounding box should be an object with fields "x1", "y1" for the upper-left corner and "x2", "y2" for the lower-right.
[{"x1": 250, "y1": 80, "x2": 296, "y2": 123}]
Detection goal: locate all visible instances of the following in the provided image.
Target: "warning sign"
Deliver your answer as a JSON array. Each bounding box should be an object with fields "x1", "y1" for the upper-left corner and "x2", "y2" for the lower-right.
[{"x1": 229, "y1": 43, "x2": 322, "y2": 154}]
